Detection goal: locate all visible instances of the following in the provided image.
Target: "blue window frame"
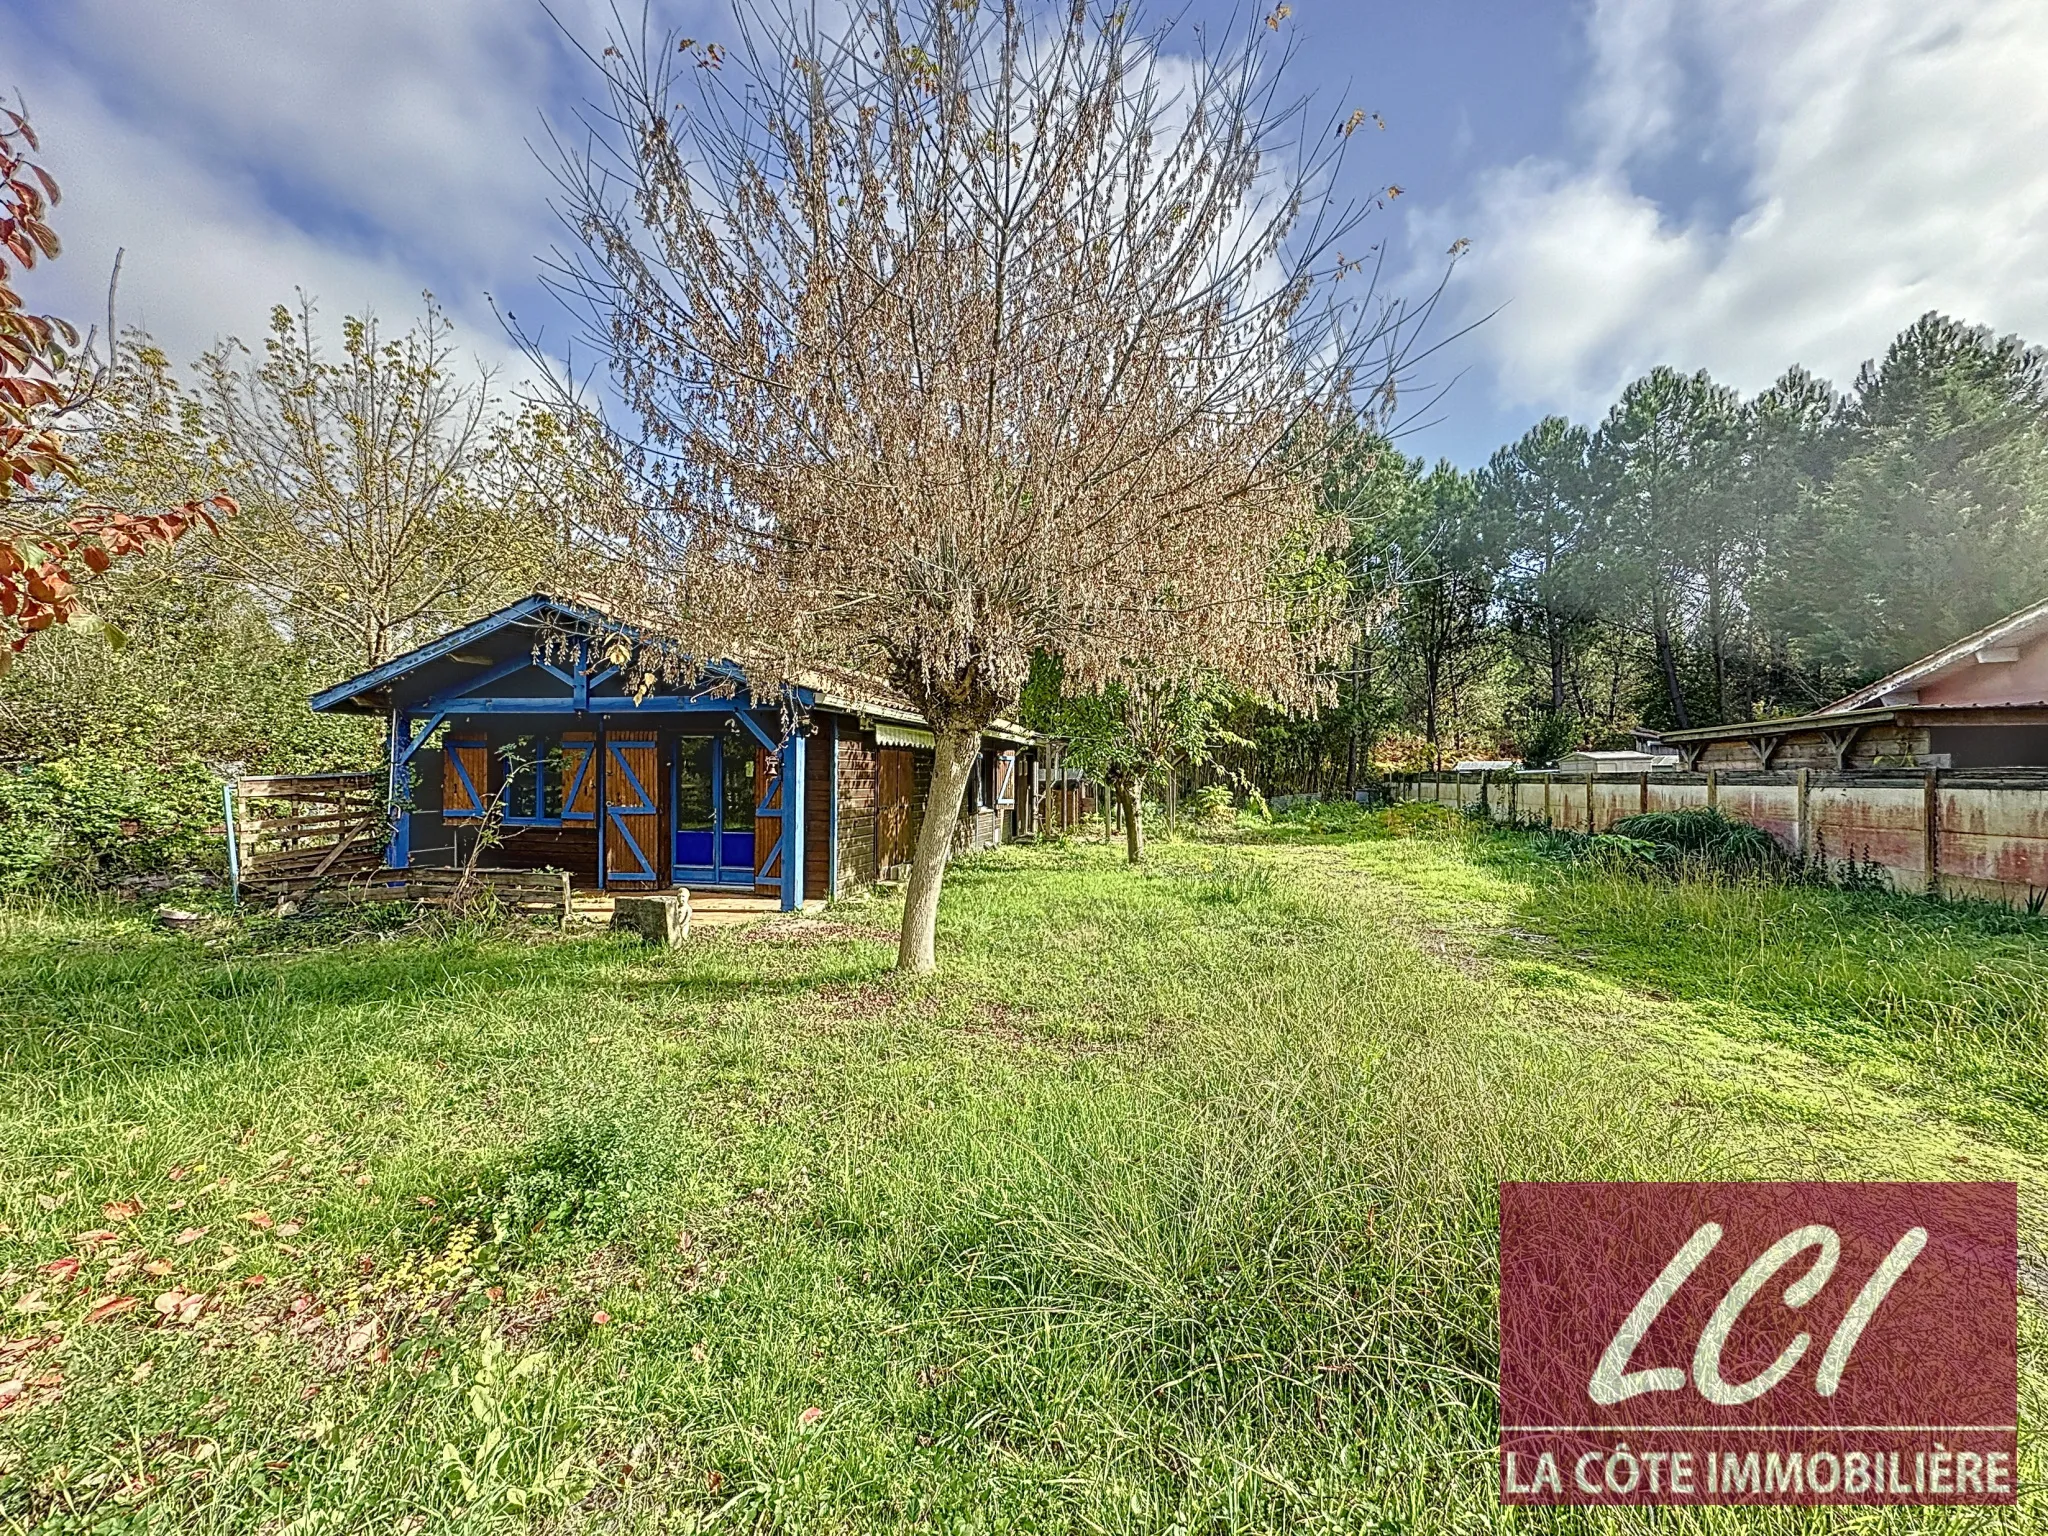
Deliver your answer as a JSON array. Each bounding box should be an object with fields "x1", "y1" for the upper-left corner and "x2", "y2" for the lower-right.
[{"x1": 500, "y1": 736, "x2": 596, "y2": 826}]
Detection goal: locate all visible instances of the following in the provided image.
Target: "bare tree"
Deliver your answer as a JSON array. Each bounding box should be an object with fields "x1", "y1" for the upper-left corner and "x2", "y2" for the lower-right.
[
  {"x1": 551, "y1": 0, "x2": 1423, "y2": 970},
  {"x1": 197, "y1": 297, "x2": 552, "y2": 672}
]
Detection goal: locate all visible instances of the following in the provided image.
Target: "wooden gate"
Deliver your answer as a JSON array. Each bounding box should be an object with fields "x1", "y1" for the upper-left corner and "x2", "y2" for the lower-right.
[
  {"x1": 877, "y1": 747, "x2": 915, "y2": 872},
  {"x1": 603, "y1": 734, "x2": 662, "y2": 884}
]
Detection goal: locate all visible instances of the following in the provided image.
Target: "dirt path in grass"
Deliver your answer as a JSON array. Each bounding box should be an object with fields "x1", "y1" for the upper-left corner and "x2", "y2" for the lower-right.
[{"x1": 1258, "y1": 838, "x2": 2048, "y2": 1225}]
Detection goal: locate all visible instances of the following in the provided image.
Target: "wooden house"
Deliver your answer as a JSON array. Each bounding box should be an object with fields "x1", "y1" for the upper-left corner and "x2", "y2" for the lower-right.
[
  {"x1": 1645, "y1": 598, "x2": 2048, "y2": 772},
  {"x1": 308, "y1": 594, "x2": 1036, "y2": 909}
]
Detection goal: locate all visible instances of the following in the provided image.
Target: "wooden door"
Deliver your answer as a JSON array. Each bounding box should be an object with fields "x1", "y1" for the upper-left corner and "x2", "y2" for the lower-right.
[
  {"x1": 603, "y1": 734, "x2": 661, "y2": 884},
  {"x1": 876, "y1": 747, "x2": 914, "y2": 871}
]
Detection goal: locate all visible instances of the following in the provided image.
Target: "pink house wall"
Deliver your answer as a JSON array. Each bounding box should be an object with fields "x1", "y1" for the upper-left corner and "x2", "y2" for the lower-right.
[{"x1": 1917, "y1": 632, "x2": 2048, "y2": 707}]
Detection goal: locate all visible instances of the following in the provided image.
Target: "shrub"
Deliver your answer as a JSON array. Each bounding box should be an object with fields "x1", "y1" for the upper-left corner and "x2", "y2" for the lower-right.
[
  {"x1": 1189, "y1": 784, "x2": 1237, "y2": 826},
  {"x1": 1605, "y1": 806, "x2": 1785, "y2": 876},
  {"x1": 1517, "y1": 709, "x2": 1578, "y2": 769},
  {"x1": 1376, "y1": 800, "x2": 1461, "y2": 838},
  {"x1": 1271, "y1": 797, "x2": 1373, "y2": 835},
  {"x1": 466, "y1": 1112, "x2": 635, "y2": 1253},
  {"x1": 0, "y1": 755, "x2": 223, "y2": 892}
]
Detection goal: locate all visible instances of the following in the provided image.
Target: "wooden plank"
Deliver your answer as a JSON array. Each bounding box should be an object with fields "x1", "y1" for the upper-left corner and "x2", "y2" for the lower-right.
[{"x1": 1924, "y1": 769, "x2": 1941, "y2": 897}]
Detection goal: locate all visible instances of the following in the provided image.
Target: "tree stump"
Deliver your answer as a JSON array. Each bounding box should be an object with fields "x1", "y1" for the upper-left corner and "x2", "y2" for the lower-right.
[{"x1": 610, "y1": 893, "x2": 690, "y2": 946}]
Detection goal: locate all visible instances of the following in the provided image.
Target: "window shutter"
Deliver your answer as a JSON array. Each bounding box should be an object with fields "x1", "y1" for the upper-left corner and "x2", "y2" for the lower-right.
[
  {"x1": 561, "y1": 733, "x2": 597, "y2": 821},
  {"x1": 443, "y1": 740, "x2": 488, "y2": 818}
]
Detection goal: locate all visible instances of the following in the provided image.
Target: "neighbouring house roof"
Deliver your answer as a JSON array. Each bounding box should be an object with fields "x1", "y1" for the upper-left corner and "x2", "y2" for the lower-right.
[
  {"x1": 1631, "y1": 598, "x2": 2048, "y2": 759},
  {"x1": 308, "y1": 593, "x2": 1034, "y2": 742},
  {"x1": 1558, "y1": 749, "x2": 1680, "y2": 772},
  {"x1": 1823, "y1": 596, "x2": 2048, "y2": 713},
  {"x1": 1453, "y1": 759, "x2": 1519, "y2": 772}
]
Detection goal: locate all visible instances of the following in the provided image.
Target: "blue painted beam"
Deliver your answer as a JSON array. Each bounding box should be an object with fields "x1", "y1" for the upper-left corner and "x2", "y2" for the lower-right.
[
  {"x1": 781, "y1": 729, "x2": 806, "y2": 911},
  {"x1": 730, "y1": 708, "x2": 779, "y2": 752},
  {"x1": 386, "y1": 708, "x2": 411, "y2": 868},
  {"x1": 447, "y1": 652, "x2": 545, "y2": 700},
  {"x1": 393, "y1": 709, "x2": 449, "y2": 766},
  {"x1": 405, "y1": 695, "x2": 773, "y2": 716}
]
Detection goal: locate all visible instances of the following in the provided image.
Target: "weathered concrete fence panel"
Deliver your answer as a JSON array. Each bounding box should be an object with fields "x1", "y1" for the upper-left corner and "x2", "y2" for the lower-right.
[{"x1": 1394, "y1": 769, "x2": 2048, "y2": 907}]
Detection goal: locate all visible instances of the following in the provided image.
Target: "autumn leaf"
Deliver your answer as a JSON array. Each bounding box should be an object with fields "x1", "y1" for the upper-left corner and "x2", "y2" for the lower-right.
[
  {"x1": 71, "y1": 1230, "x2": 119, "y2": 1247},
  {"x1": 83, "y1": 1295, "x2": 139, "y2": 1324},
  {"x1": 142, "y1": 1259, "x2": 174, "y2": 1277},
  {"x1": 241, "y1": 1210, "x2": 274, "y2": 1230},
  {"x1": 152, "y1": 1290, "x2": 208, "y2": 1324},
  {"x1": 38, "y1": 1258, "x2": 79, "y2": 1282},
  {"x1": 798, "y1": 1406, "x2": 822, "y2": 1427},
  {"x1": 172, "y1": 1226, "x2": 207, "y2": 1247},
  {"x1": 102, "y1": 1199, "x2": 141, "y2": 1221}
]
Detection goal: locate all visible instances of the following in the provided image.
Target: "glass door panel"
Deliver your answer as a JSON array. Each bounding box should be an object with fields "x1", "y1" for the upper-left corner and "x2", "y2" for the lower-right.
[
  {"x1": 672, "y1": 736, "x2": 716, "y2": 874},
  {"x1": 717, "y1": 722, "x2": 756, "y2": 878}
]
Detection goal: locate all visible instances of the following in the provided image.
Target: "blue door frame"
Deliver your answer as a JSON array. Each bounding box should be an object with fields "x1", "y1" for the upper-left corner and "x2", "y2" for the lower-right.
[{"x1": 670, "y1": 734, "x2": 758, "y2": 888}]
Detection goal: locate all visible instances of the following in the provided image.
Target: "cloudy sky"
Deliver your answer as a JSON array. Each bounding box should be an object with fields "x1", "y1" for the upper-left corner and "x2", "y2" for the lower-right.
[{"x1": 4, "y1": 0, "x2": 2044, "y2": 466}]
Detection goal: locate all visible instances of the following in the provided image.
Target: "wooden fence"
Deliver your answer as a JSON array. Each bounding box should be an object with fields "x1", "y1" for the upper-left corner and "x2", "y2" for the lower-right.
[
  {"x1": 229, "y1": 773, "x2": 388, "y2": 896},
  {"x1": 228, "y1": 773, "x2": 573, "y2": 923},
  {"x1": 1394, "y1": 768, "x2": 2048, "y2": 907}
]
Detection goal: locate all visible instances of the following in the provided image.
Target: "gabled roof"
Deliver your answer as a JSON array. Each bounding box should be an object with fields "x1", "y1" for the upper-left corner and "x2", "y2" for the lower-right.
[
  {"x1": 1824, "y1": 596, "x2": 2048, "y2": 713},
  {"x1": 308, "y1": 592, "x2": 1034, "y2": 740},
  {"x1": 309, "y1": 595, "x2": 615, "y2": 714}
]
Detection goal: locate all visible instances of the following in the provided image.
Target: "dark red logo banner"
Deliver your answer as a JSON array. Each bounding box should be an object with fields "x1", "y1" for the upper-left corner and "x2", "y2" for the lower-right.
[{"x1": 1498, "y1": 1182, "x2": 2017, "y2": 1506}]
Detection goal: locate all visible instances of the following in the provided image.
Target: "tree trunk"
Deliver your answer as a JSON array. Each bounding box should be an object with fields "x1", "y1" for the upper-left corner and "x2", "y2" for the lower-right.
[
  {"x1": 1653, "y1": 612, "x2": 1690, "y2": 730},
  {"x1": 897, "y1": 724, "x2": 981, "y2": 975},
  {"x1": 1548, "y1": 618, "x2": 1567, "y2": 713},
  {"x1": 1116, "y1": 775, "x2": 1145, "y2": 864}
]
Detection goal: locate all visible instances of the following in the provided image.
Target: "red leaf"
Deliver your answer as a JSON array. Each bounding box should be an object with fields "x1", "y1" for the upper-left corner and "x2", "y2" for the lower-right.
[{"x1": 84, "y1": 1295, "x2": 139, "y2": 1324}]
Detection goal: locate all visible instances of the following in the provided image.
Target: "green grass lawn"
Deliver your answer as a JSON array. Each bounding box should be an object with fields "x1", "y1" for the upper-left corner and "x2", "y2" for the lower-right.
[{"x1": 0, "y1": 820, "x2": 2043, "y2": 1533}]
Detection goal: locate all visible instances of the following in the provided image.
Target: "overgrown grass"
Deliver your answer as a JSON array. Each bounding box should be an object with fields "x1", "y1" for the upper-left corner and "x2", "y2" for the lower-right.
[{"x1": 0, "y1": 832, "x2": 2041, "y2": 1532}]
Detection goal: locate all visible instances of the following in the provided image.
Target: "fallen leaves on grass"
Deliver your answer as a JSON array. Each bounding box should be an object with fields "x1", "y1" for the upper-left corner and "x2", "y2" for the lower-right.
[
  {"x1": 152, "y1": 1290, "x2": 209, "y2": 1325},
  {"x1": 84, "y1": 1295, "x2": 139, "y2": 1323},
  {"x1": 38, "y1": 1257, "x2": 79, "y2": 1283},
  {"x1": 72, "y1": 1229, "x2": 119, "y2": 1247},
  {"x1": 242, "y1": 1210, "x2": 274, "y2": 1230},
  {"x1": 103, "y1": 1199, "x2": 142, "y2": 1221},
  {"x1": 0, "y1": 1369, "x2": 62, "y2": 1415},
  {"x1": 173, "y1": 1226, "x2": 207, "y2": 1246}
]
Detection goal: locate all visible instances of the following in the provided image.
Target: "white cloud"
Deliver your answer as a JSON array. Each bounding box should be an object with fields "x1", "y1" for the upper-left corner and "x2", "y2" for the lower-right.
[
  {"x1": 0, "y1": 0, "x2": 714, "y2": 385},
  {"x1": 1422, "y1": 0, "x2": 2048, "y2": 422}
]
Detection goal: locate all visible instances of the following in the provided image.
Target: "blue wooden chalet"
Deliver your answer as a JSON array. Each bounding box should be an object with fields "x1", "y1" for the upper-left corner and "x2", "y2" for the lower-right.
[{"x1": 309, "y1": 595, "x2": 1036, "y2": 910}]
